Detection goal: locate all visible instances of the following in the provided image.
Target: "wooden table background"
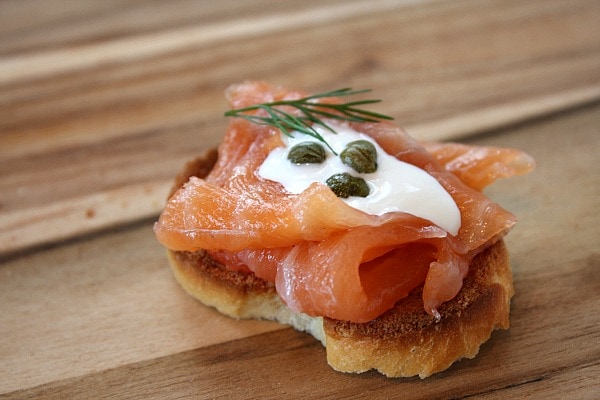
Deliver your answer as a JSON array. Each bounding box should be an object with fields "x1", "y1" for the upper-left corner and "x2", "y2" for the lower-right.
[{"x1": 1, "y1": 0, "x2": 599, "y2": 398}]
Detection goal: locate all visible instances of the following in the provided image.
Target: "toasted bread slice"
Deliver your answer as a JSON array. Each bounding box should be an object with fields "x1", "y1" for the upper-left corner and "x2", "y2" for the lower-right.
[{"x1": 164, "y1": 150, "x2": 514, "y2": 378}]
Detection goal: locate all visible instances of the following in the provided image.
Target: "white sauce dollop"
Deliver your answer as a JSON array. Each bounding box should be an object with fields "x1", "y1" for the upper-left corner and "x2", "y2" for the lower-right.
[{"x1": 258, "y1": 122, "x2": 461, "y2": 235}]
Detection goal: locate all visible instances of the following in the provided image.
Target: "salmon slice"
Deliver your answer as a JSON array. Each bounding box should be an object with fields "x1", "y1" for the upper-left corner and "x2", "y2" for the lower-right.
[
  {"x1": 422, "y1": 141, "x2": 536, "y2": 191},
  {"x1": 274, "y1": 218, "x2": 448, "y2": 322},
  {"x1": 154, "y1": 81, "x2": 532, "y2": 322},
  {"x1": 353, "y1": 121, "x2": 523, "y2": 249},
  {"x1": 154, "y1": 120, "x2": 380, "y2": 252}
]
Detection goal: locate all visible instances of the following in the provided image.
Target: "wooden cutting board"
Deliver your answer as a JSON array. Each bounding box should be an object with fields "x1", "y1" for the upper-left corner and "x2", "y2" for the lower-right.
[
  {"x1": 2, "y1": 0, "x2": 600, "y2": 255},
  {"x1": 1, "y1": 0, "x2": 599, "y2": 398}
]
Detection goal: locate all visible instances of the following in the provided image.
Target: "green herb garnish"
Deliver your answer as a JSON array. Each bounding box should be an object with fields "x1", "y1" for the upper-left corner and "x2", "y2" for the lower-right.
[{"x1": 224, "y1": 88, "x2": 393, "y2": 155}]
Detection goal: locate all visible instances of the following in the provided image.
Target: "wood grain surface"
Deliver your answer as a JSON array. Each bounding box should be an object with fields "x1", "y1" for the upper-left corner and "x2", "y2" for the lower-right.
[
  {"x1": 1, "y1": 0, "x2": 599, "y2": 398},
  {"x1": 2, "y1": 0, "x2": 600, "y2": 254}
]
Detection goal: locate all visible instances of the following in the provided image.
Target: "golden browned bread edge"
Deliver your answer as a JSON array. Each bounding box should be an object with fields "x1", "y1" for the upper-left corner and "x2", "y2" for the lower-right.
[
  {"x1": 164, "y1": 151, "x2": 514, "y2": 378},
  {"x1": 322, "y1": 240, "x2": 512, "y2": 378},
  {"x1": 167, "y1": 249, "x2": 326, "y2": 344}
]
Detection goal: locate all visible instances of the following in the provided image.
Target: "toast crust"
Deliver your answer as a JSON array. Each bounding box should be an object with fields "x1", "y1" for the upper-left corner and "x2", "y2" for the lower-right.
[
  {"x1": 322, "y1": 240, "x2": 512, "y2": 377},
  {"x1": 164, "y1": 151, "x2": 514, "y2": 378}
]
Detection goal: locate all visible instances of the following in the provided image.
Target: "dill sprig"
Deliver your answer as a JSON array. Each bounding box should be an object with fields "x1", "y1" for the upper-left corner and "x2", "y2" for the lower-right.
[{"x1": 224, "y1": 88, "x2": 394, "y2": 154}]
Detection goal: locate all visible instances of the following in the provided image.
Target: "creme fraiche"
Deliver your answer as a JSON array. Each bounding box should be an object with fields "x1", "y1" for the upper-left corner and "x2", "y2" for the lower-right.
[{"x1": 258, "y1": 122, "x2": 461, "y2": 235}]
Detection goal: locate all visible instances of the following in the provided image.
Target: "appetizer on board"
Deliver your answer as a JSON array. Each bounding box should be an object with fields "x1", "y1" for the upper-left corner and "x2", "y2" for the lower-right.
[{"x1": 154, "y1": 81, "x2": 535, "y2": 377}]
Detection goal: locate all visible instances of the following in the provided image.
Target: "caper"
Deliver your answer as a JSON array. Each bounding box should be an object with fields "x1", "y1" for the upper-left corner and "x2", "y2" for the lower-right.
[
  {"x1": 287, "y1": 142, "x2": 327, "y2": 164},
  {"x1": 326, "y1": 173, "x2": 370, "y2": 198},
  {"x1": 339, "y1": 140, "x2": 378, "y2": 173}
]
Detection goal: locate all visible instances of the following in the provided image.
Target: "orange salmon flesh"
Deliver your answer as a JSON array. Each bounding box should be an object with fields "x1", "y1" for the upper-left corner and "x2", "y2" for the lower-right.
[{"x1": 154, "y1": 81, "x2": 535, "y2": 323}]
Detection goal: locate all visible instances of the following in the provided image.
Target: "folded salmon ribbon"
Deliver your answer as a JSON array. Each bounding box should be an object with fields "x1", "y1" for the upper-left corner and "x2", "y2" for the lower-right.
[{"x1": 154, "y1": 81, "x2": 535, "y2": 323}]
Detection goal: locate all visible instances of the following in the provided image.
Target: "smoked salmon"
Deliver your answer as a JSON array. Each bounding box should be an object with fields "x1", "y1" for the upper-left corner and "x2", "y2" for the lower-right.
[{"x1": 154, "y1": 81, "x2": 535, "y2": 323}]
